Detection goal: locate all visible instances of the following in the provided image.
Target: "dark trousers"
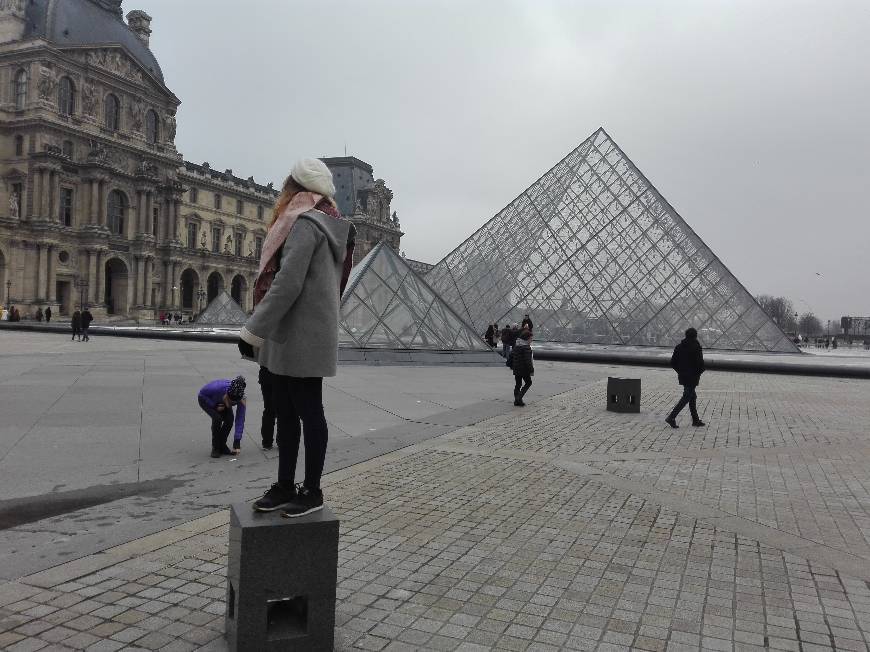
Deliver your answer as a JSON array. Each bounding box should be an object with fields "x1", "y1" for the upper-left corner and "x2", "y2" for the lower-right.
[
  {"x1": 514, "y1": 374, "x2": 532, "y2": 398},
  {"x1": 503, "y1": 342, "x2": 512, "y2": 359},
  {"x1": 81, "y1": 326, "x2": 90, "y2": 341},
  {"x1": 669, "y1": 384, "x2": 699, "y2": 422},
  {"x1": 71, "y1": 327, "x2": 80, "y2": 340},
  {"x1": 272, "y1": 375, "x2": 328, "y2": 490},
  {"x1": 258, "y1": 367, "x2": 276, "y2": 446},
  {"x1": 198, "y1": 396, "x2": 233, "y2": 450}
]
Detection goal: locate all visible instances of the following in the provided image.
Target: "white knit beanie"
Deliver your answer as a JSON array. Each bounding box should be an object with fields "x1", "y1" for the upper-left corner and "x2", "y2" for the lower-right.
[{"x1": 290, "y1": 158, "x2": 336, "y2": 199}]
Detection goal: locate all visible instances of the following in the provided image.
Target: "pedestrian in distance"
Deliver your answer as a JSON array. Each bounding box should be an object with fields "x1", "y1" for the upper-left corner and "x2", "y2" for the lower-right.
[
  {"x1": 80, "y1": 308, "x2": 93, "y2": 341},
  {"x1": 71, "y1": 310, "x2": 81, "y2": 341},
  {"x1": 198, "y1": 376, "x2": 247, "y2": 458},
  {"x1": 11, "y1": 306, "x2": 20, "y2": 322},
  {"x1": 35, "y1": 307, "x2": 43, "y2": 322},
  {"x1": 511, "y1": 329, "x2": 534, "y2": 406},
  {"x1": 44, "y1": 306, "x2": 52, "y2": 323},
  {"x1": 240, "y1": 158, "x2": 356, "y2": 518},
  {"x1": 484, "y1": 324, "x2": 495, "y2": 347},
  {"x1": 665, "y1": 327, "x2": 706, "y2": 428},
  {"x1": 258, "y1": 366, "x2": 276, "y2": 450},
  {"x1": 500, "y1": 324, "x2": 513, "y2": 359},
  {"x1": 521, "y1": 313, "x2": 533, "y2": 332}
]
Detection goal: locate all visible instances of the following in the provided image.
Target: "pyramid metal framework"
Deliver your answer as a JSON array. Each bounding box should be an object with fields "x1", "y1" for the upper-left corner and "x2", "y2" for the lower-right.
[
  {"x1": 426, "y1": 128, "x2": 798, "y2": 352},
  {"x1": 195, "y1": 291, "x2": 248, "y2": 325},
  {"x1": 340, "y1": 243, "x2": 491, "y2": 351}
]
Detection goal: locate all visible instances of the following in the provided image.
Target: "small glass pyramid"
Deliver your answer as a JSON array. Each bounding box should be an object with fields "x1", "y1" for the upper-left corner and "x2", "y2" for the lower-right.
[
  {"x1": 426, "y1": 128, "x2": 798, "y2": 352},
  {"x1": 340, "y1": 243, "x2": 491, "y2": 351},
  {"x1": 195, "y1": 291, "x2": 248, "y2": 325}
]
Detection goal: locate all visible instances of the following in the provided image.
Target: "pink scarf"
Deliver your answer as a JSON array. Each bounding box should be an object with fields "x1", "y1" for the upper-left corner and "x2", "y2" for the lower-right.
[{"x1": 253, "y1": 192, "x2": 345, "y2": 307}]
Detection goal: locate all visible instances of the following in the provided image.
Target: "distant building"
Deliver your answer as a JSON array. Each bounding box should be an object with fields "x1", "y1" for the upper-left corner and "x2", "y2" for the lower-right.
[{"x1": 322, "y1": 157, "x2": 403, "y2": 266}]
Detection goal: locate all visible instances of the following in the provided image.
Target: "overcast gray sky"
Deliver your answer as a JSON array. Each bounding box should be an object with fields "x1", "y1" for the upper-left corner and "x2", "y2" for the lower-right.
[{"x1": 136, "y1": 0, "x2": 869, "y2": 322}]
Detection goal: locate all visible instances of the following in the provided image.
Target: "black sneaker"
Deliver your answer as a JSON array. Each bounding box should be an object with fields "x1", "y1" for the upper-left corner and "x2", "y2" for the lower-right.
[
  {"x1": 262, "y1": 440, "x2": 274, "y2": 450},
  {"x1": 210, "y1": 449, "x2": 221, "y2": 458},
  {"x1": 253, "y1": 483, "x2": 296, "y2": 512},
  {"x1": 281, "y1": 486, "x2": 323, "y2": 518},
  {"x1": 665, "y1": 417, "x2": 678, "y2": 429},
  {"x1": 220, "y1": 445, "x2": 234, "y2": 456},
  {"x1": 692, "y1": 420, "x2": 706, "y2": 427}
]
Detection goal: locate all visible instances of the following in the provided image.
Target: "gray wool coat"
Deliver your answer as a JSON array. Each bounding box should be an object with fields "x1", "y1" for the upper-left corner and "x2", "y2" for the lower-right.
[{"x1": 240, "y1": 210, "x2": 352, "y2": 378}]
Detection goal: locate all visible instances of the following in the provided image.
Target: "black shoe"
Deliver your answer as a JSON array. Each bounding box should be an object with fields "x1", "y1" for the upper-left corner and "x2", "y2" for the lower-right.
[
  {"x1": 210, "y1": 449, "x2": 221, "y2": 458},
  {"x1": 692, "y1": 420, "x2": 706, "y2": 427},
  {"x1": 665, "y1": 417, "x2": 678, "y2": 428},
  {"x1": 219, "y1": 445, "x2": 235, "y2": 456},
  {"x1": 514, "y1": 398, "x2": 523, "y2": 406},
  {"x1": 281, "y1": 485, "x2": 323, "y2": 518},
  {"x1": 253, "y1": 483, "x2": 297, "y2": 512},
  {"x1": 262, "y1": 441, "x2": 273, "y2": 450}
]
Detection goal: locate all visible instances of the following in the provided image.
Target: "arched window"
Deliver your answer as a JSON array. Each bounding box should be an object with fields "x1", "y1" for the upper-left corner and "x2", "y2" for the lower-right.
[
  {"x1": 107, "y1": 190, "x2": 126, "y2": 235},
  {"x1": 14, "y1": 135, "x2": 24, "y2": 156},
  {"x1": 58, "y1": 77, "x2": 74, "y2": 116},
  {"x1": 145, "y1": 109, "x2": 159, "y2": 144},
  {"x1": 104, "y1": 94, "x2": 120, "y2": 131},
  {"x1": 13, "y1": 69, "x2": 27, "y2": 110}
]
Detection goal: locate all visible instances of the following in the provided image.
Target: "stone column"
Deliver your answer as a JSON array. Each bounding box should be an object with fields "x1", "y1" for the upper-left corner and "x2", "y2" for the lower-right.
[
  {"x1": 136, "y1": 256, "x2": 146, "y2": 307},
  {"x1": 87, "y1": 250, "x2": 97, "y2": 304},
  {"x1": 35, "y1": 244, "x2": 45, "y2": 300},
  {"x1": 89, "y1": 179, "x2": 99, "y2": 225},
  {"x1": 173, "y1": 199, "x2": 181, "y2": 241},
  {"x1": 170, "y1": 261, "x2": 179, "y2": 308},
  {"x1": 46, "y1": 245, "x2": 56, "y2": 302},
  {"x1": 145, "y1": 191, "x2": 154, "y2": 238},
  {"x1": 144, "y1": 257, "x2": 153, "y2": 307},
  {"x1": 135, "y1": 190, "x2": 144, "y2": 234},
  {"x1": 51, "y1": 171, "x2": 60, "y2": 222},
  {"x1": 98, "y1": 180, "x2": 107, "y2": 227},
  {"x1": 40, "y1": 169, "x2": 50, "y2": 218},
  {"x1": 95, "y1": 250, "x2": 105, "y2": 305}
]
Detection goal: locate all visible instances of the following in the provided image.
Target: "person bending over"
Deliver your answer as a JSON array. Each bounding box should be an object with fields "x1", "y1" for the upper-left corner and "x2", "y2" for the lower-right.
[{"x1": 198, "y1": 376, "x2": 247, "y2": 457}]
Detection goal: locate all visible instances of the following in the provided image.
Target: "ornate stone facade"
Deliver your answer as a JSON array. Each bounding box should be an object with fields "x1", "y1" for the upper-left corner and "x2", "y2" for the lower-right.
[
  {"x1": 0, "y1": 0, "x2": 269, "y2": 319},
  {"x1": 323, "y1": 157, "x2": 403, "y2": 266}
]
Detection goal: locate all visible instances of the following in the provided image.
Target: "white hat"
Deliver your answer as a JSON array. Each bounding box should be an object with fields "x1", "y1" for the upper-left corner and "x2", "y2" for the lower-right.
[{"x1": 290, "y1": 158, "x2": 335, "y2": 199}]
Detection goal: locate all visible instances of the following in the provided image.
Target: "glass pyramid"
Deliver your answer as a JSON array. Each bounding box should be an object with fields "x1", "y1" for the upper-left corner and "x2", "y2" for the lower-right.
[
  {"x1": 427, "y1": 128, "x2": 798, "y2": 352},
  {"x1": 196, "y1": 291, "x2": 248, "y2": 325},
  {"x1": 340, "y1": 243, "x2": 491, "y2": 351}
]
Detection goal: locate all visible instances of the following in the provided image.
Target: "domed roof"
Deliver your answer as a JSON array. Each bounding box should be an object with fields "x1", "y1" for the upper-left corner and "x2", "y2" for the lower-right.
[{"x1": 24, "y1": 0, "x2": 165, "y2": 86}]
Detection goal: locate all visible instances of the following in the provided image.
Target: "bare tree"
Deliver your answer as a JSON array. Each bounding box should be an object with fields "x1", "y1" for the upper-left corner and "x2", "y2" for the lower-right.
[
  {"x1": 756, "y1": 295, "x2": 797, "y2": 332},
  {"x1": 798, "y1": 312, "x2": 823, "y2": 336}
]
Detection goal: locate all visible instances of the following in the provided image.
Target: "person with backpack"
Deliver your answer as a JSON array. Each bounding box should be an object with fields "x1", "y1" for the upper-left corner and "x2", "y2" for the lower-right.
[
  {"x1": 511, "y1": 329, "x2": 534, "y2": 406},
  {"x1": 240, "y1": 159, "x2": 355, "y2": 518},
  {"x1": 665, "y1": 327, "x2": 706, "y2": 428}
]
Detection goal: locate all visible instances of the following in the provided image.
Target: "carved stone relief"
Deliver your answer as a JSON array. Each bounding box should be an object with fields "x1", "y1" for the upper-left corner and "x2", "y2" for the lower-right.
[
  {"x1": 128, "y1": 96, "x2": 144, "y2": 132},
  {"x1": 37, "y1": 71, "x2": 56, "y2": 101},
  {"x1": 85, "y1": 49, "x2": 144, "y2": 84},
  {"x1": 81, "y1": 82, "x2": 97, "y2": 117}
]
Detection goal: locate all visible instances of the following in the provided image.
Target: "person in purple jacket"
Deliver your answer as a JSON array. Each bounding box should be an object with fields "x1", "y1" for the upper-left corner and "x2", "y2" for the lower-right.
[{"x1": 198, "y1": 376, "x2": 247, "y2": 458}]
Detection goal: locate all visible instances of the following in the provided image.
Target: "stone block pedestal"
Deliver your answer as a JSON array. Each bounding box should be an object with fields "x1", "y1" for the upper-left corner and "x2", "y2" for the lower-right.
[
  {"x1": 606, "y1": 376, "x2": 641, "y2": 413},
  {"x1": 225, "y1": 503, "x2": 339, "y2": 651}
]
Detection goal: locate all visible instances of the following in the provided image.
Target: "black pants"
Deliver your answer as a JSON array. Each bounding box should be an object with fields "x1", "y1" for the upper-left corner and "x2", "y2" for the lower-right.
[
  {"x1": 81, "y1": 326, "x2": 90, "y2": 341},
  {"x1": 258, "y1": 366, "x2": 276, "y2": 446},
  {"x1": 198, "y1": 396, "x2": 233, "y2": 450},
  {"x1": 514, "y1": 374, "x2": 532, "y2": 398},
  {"x1": 71, "y1": 327, "x2": 79, "y2": 340},
  {"x1": 272, "y1": 375, "x2": 328, "y2": 490},
  {"x1": 669, "y1": 384, "x2": 699, "y2": 422}
]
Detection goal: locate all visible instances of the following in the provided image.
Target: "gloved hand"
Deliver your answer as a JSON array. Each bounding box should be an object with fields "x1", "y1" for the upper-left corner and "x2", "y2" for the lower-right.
[{"x1": 238, "y1": 338, "x2": 255, "y2": 359}]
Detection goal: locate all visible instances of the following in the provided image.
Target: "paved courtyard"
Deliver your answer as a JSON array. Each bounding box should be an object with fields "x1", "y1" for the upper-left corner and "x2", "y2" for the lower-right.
[{"x1": 1, "y1": 332, "x2": 870, "y2": 650}]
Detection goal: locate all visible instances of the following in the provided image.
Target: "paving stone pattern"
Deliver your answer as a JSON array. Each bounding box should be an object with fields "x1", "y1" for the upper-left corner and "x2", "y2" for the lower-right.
[{"x1": 1, "y1": 370, "x2": 870, "y2": 650}]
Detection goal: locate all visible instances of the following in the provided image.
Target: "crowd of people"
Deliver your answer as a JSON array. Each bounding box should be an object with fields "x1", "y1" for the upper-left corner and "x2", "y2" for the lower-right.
[{"x1": 158, "y1": 311, "x2": 186, "y2": 326}]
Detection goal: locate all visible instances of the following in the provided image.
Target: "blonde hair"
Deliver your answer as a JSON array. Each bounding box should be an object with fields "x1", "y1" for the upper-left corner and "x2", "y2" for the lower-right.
[{"x1": 269, "y1": 173, "x2": 338, "y2": 230}]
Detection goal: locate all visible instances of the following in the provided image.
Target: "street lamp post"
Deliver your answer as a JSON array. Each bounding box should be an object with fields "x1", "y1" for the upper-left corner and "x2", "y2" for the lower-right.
[
  {"x1": 5, "y1": 280, "x2": 11, "y2": 310},
  {"x1": 196, "y1": 288, "x2": 206, "y2": 318},
  {"x1": 75, "y1": 278, "x2": 89, "y2": 312}
]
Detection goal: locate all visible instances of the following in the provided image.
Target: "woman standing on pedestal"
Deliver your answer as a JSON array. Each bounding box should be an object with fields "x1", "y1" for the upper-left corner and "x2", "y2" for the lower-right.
[{"x1": 238, "y1": 159, "x2": 355, "y2": 517}]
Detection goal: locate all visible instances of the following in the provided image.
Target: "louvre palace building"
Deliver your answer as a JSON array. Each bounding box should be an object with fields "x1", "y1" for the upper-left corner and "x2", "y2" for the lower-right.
[{"x1": 0, "y1": 0, "x2": 403, "y2": 320}]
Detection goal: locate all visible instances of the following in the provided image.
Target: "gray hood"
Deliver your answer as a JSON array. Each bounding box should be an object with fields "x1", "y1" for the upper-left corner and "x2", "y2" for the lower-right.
[{"x1": 299, "y1": 209, "x2": 350, "y2": 265}]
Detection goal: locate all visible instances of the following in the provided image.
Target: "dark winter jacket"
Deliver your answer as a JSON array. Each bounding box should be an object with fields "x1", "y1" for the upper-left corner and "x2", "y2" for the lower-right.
[
  {"x1": 521, "y1": 317, "x2": 533, "y2": 331},
  {"x1": 670, "y1": 337, "x2": 705, "y2": 386},
  {"x1": 500, "y1": 327, "x2": 511, "y2": 344},
  {"x1": 81, "y1": 310, "x2": 94, "y2": 328},
  {"x1": 511, "y1": 339, "x2": 534, "y2": 377},
  {"x1": 71, "y1": 311, "x2": 81, "y2": 330}
]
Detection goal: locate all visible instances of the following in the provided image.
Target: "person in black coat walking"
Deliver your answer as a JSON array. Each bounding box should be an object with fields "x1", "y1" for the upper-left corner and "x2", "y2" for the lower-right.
[
  {"x1": 45, "y1": 306, "x2": 52, "y2": 323},
  {"x1": 81, "y1": 308, "x2": 93, "y2": 342},
  {"x1": 71, "y1": 310, "x2": 81, "y2": 341},
  {"x1": 510, "y1": 329, "x2": 534, "y2": 406},
  {"x1": 666, "y1": 327, "x2": 706, "y2": 427}
]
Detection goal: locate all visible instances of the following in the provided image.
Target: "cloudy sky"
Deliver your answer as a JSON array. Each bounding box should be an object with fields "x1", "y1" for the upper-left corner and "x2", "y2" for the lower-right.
[{"x1": 135, "y1": 0, "x2": 869, "y2": 321}]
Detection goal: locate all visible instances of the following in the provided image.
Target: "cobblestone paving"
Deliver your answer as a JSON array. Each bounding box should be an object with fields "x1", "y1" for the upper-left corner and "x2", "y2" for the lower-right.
[{"x1": 1, "y1": 370, "x2": 869, "y2": 650}]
